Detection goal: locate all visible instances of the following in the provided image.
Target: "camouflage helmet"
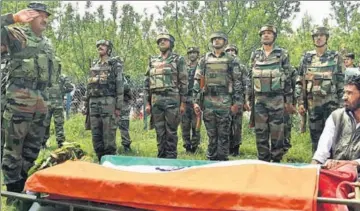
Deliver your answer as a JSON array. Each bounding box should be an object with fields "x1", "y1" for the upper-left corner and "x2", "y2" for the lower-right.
[
  {"x1": 209, "y1": 31, "x2": 228, "y2": 42},
  {"x1": 225, "y1": 44, "x2": 238, "y2": 54},
  {"x1": 311, "y1": 27, "x2": 330, "y2": 38},
  {"x1": 156, "y1": 33, "x2": 175, "y2": 44},
  {"x1": 28, "y1": 2, "x2": 51, "y2": 16},
  {"x1": 259, "y1": 25, "x2": 277, "y2": 37},
  {"x1": 96, "y1": 39, "x2": 113, "y2": 55},
  {"x1": 187, "y1": 46, "x2": 200, "y2": 54}
]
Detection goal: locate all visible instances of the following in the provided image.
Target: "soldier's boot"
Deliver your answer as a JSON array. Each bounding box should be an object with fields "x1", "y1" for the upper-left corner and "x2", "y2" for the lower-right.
[
  {"x1": 184, "y1": 144, "x2": 192, "y2": 153},
  {"x1": 231, "y1": 145, "x2": 240, "y2": 156},
  {"x1": 124, "y1": 145, "x2": 132, "y2": 153},
  {"x1": 190, "y1": 146, "x2": 198, "y2": 153},
  {"x1": 6, "y1": 179, "x2": 26, "y2": 205},
  {"x1": 58, "y1": 141, "x2": 64, "y2": 148}
]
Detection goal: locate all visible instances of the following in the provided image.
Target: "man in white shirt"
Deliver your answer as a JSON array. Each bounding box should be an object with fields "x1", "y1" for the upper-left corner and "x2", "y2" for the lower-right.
[{"x1": 311, "y1": 75, "x2": 360, "y2": 170}]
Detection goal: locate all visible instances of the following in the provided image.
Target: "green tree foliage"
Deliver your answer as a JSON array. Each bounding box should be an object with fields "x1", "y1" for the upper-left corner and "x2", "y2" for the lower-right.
[{"x1": 1, "y1": 1, "x2": 358, "y2": 80}]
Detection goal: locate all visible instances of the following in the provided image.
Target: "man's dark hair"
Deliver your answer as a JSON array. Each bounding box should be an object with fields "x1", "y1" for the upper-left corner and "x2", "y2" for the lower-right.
[{"x1": 346, "y1": 75, "x2": 360, "y2": 91}]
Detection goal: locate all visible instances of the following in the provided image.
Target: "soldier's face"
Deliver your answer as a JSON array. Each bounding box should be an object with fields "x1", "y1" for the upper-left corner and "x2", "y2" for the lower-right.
[
  {"x1": 97, "y1": 44, "x2": 108, "y2": 56},
  {"x1": 343, "y1": 84, "x2": 360, "y2": 112},
  {"x1": 226, "y1": 49, "x2": 236, "y2": 56},
  {"x1": 30, "y1": 11, "x2": 49, "y2": 32},
  {"x1": 344, "y1": 58, "x2": 354, "y2": 67},
  {"x1": 313, "y1": 34, "x2": 327, "y2": 47},
  {"x1": 158, "y1": 38, "x2": 170, "y2": 52},
  {"x1": 212, "y1": 37, "x2": 225, "y2": 49},
  {"x1": 188, "y1": 51, "x2": 198, "y2": 62},
  {"x1": 261, "y1": 31, "x2": 275, "y2": 45}
]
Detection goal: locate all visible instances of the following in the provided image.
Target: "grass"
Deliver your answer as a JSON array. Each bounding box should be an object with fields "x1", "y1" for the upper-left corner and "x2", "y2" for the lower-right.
[{"x1": 1, "y1": 113, "x2": 312, "y2": 210}]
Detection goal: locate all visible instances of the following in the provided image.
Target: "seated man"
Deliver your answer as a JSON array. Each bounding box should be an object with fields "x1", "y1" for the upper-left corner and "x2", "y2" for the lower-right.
[{"x1": 311, "y1": 75, "x2": 360, "y2": 170}]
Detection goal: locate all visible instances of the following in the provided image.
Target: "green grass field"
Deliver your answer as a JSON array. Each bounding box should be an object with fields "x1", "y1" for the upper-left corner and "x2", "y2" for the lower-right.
[{"x1": 1, "y1": 113, "x2": 313, "y2": 210}]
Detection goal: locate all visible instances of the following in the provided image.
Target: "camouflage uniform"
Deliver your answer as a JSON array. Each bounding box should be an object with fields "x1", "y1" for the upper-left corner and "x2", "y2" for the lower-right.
[
  {"x1": 43, "y1": 60, "x2": 74, "y2": 148},
  {"x1": 145, "y1": 33, "x2": 188, "y2": 159},
  {"x1": 225, "y1": 44, "x2": 247, "y2": 156},
  {"x1": 181, "y1": 47, "x2": 201, "y2": 153},
  {"x1": 296, "y1": 27, "x2": 344, "y2": 153},
  {"x1": 193, "y1": 32, "x2": 245, "y2": 161},
  {"x1": 1, "y1": 52, "x2": 10, "y2": 162},
  {"x1": 283, "y1": 66, "x2": 298, "y2": 152},
  {"x1": 119, "y1": 74, "x2": 132, "y2": 151},
  {"x1": 1, "y1": 3, "x2": 55, "y2": 193},
  {"x1": 84, "y1": 40, "x2": 123, "y2": 161},
  {"x1": 248, "y1": 25, "x2": 293, "y2": 162}
]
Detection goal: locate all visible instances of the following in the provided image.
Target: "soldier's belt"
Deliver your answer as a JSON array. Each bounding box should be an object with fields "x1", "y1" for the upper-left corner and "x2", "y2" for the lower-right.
[
  {"x1": 12, "y1": 78, "x2": 47, "y2": 91},
  {"x1": 205, "y1": 87, "x2": 228, "y2": 96}
]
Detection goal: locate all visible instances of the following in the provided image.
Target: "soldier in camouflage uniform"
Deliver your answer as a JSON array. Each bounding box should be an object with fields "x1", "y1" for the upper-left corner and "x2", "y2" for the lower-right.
[
  {"x1": 145, "y1": 32, "x2": 188, "y2": 159},
  {"x1": 193, "y1": 32, "x2": 246, "y2": 161},
  {"x1": 344, "y1": 53, "x2": 356, "y2": 68},
  {"x1": 225, "y1": 44, "x2": 248, "y2": 156},
  {"x1": 181, "y1": 46, "x2": 201, "y2": 153},
  {"x1": 1, "y1": 2, "x2": 56, "y2": 194},
  {"x1": 83, "y1": 39, "x2": 123, "y2": 161},
  {"x1": 119, "y1": 74, "x2": 132, "y2": 152},
  {"x1": 296, "y1": 27, "x2": 344, "y2": 153},
  {"x1": 247, "y1": 25, "x2": 295, "y2": 162},
  {"x1": 43, "y1": 56, "x2": 74, "y2": 148}
]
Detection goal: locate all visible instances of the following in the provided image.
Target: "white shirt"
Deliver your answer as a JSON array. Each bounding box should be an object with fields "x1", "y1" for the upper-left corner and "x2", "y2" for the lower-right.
[{"x1": 312, "y1": 111, "x2": 360, "y2": 164}]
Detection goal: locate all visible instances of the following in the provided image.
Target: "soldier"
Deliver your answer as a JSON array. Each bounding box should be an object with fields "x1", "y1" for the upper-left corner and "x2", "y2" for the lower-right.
[
  {"x1": 296, "y1": 26, "x2": 344, "y2": 153},
  {"x1": 1, "y1": 2, "x2": 56, "y2": 194},
  {"x1": 193, "y1": 31, "x2": 246, "y2": 161},
  {"x1": 144, "y1": 32, "x2": 187, "y2": 159},
  {"x1": 83, "y1": 39, "x2": 123, "y2": 161},
  {"x1": 225, "y1": 44, "x2": 247, "y2": 156},
  {"x1": 182, "y1": 46, "x2": 201, "y2": 153},
  {"x1": 344, "y1": 53, "x2": 356, "y2": 68},
  {"x1": 119, "y1": 74, "x2": 132, "y2": 152},
  {"x1": 247, "y1": 25, "x2": 295, "y2": 162},
  {"x1": 43, "y1": 57, "x2": 74, "y2": 148}
]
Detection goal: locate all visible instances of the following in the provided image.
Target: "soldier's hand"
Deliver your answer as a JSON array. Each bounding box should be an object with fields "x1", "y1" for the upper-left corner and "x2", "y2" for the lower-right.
[
  {"x1": 193, "y1": 103, "x2": 201, "y2": 115},
  {"x1": 230, "y1": 104, "x2": 239, "y2": 115},
  {"x1": 145, "y1": 103, "x2": 151, "y2": 115},
  {"x1": 285, "y1": 103, "x2": 297, "y2": 114},
  {"x1": 81, "y1": 107, "x2": 87, "y2": 115},
  {"x1": 243, "y1": 102, "x2": 251, "y2": 112},
  {"x1": 298, "y1": 104, "x2": 306, "y2": 116},
  {"x1": 14, "y1": 9, "x2": 40, "y2": 23},
  {"x1": 180, "y1": 102, "x2": 186, "y2": 115},
  {"x1": 115, "y1": 109, "x2": 121, "y2": 117}
]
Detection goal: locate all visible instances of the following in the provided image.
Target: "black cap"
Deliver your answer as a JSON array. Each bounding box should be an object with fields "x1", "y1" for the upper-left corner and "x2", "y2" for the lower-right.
[
  {"x1": 346, "y1": 53, "x2": 355, "y2": 60},
  {"x1": 28, "y1": 2, "x2": 51, "y2": 16}
]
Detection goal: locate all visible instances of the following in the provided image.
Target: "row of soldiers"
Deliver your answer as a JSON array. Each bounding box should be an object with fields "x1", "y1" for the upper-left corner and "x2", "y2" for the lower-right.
[{"x1": 143, "y1": 24, "x2": 345, "y2": 163}]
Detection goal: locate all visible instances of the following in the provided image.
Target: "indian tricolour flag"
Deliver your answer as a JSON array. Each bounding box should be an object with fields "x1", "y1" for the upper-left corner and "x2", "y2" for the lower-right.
[{"x1": 26, "y1": 155, "x2": 320, "y2": 211}]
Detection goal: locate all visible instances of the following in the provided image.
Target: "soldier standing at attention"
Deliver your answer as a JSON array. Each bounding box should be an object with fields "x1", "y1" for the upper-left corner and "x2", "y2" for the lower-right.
[
  {"x1": 193, "y1": 31, "x2": 245, "y2": 161},
  {"x1": 247, "y1": 25, "x2": 295, "y2": 162},
  {"x1": 182, "y1": 46, "x2": 201, "y2": 153},
  {"x1": 83, "y1": 39, "x2": 123, "y2": 162},
  {"x1": 296, "y1": 27, "x2": 344, "y2": 153},
  {"x1": 145, "y1": 32, "x2": 187, "y2": 159}
]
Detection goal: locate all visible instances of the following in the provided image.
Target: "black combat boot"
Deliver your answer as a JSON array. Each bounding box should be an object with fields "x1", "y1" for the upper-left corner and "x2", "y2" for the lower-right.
[
  {"x1": 124, "y1": 145, "x2": 132, "y2": 153},
  {"x1": 231, "y1": 145, "x2": 240, "y2": 156}
]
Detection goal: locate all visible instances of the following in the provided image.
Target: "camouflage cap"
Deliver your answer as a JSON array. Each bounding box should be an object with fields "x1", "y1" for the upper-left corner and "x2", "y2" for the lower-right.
[
  {"x1": 156, "y1": 33, "x2": 175, "y2": 44},
  {"x1": 187, "y1": 46, "x2": 200, "y2": 53},
  {"x1": 28, "y1": 2, "x2": 51, "y2": 16},
  {"x1": 209, "y1": 31, "x2": 228, "y2": 41},
  {"x1": 312, "y1": 27, "x2": 329, "y2": 37},
  {"x1": 345, "y1": 53, "x2": 355, "y2": 60},
  {"x1": 225, "y1": 44, "x2": 238, "y2": 53},
  {"x1": 259, "y1": 25, "x2": 277, "y2": 36}
]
